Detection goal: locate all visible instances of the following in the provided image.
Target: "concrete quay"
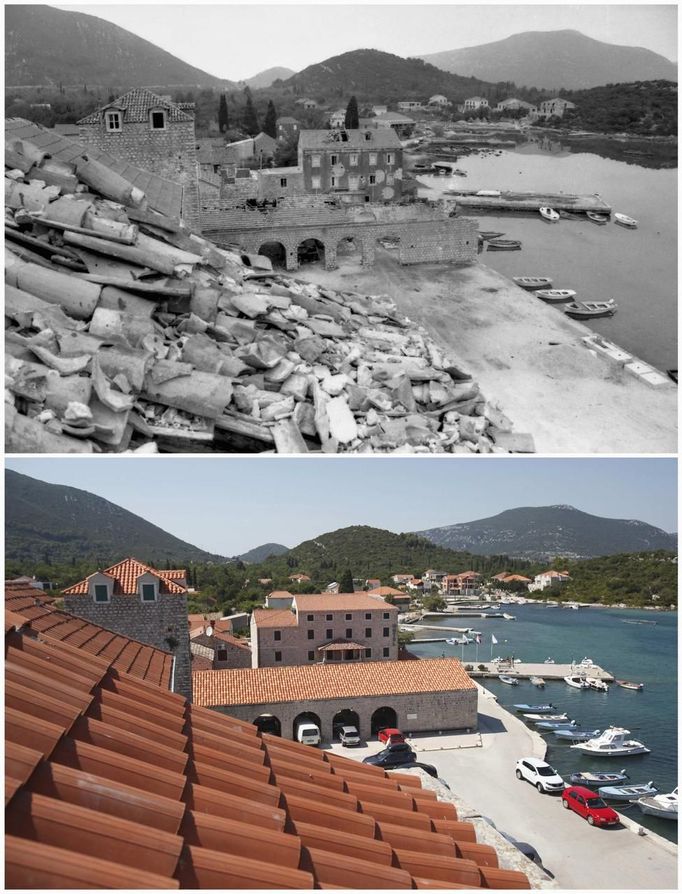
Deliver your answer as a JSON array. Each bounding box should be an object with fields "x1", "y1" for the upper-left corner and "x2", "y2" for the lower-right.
[{"x1": 467, "y1": 661, "x2": 615, "y2": 682}]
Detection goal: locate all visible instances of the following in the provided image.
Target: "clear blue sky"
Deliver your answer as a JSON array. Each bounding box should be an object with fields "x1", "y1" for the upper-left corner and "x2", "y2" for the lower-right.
[
  {"x1": 5, "y1": 458, "x2": 677, "y2": 556},
  {"x1": 56, "y1": 3, "x2": 678, "y2": 80}
]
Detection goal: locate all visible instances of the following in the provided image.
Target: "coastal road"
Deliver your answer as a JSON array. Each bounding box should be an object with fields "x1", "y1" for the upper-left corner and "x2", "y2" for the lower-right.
[{"x1": 419, "y1": 686, "x2": 677, "y2": 889}]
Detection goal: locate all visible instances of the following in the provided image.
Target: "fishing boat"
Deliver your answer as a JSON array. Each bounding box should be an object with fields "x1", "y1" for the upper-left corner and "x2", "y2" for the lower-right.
[
  {"x1": 564, "y1": 675, "x2": 590, "y2": 689},
  {"x1": 446, "y1": 635, "x2": 472, "y2": 645},
  {"x1": 524, "y1": 712, "x2": 569, "y2": 721},
  {"x1": 569, "y1": 769, "x2": 629, "y2": 786},
  {"x1": 476, "y1": 189, "x2": 502, "y2": 197},
  {"x1": 513, "y1": 704, "x2": 556, "y2": 713},
  {"x1": 513, "y1": 276, "x2": 553, "y2": 290},
  {"x1": 544, "y1": 658, "x2": 555, "y2": 664},
  {"x1": 536, "y1": 289, "x2": 576, "y2": 302},
  {"x1": 614, "y1": 212, "x2": 638, "y2": 229},
  {"x1": 558, "y1": 210, "x2": 581, "y2": 220},
  {"x1": 535, "y1": 719, "x2": 577, "y2": 730},
  {"x1": 598, "y1": 781, "x2": 657, "y2": 801},
  {"x1": 586, "y1": 677, "x2": 609, "y2": 692},
  {"x1": 586, "y1": 211, "x2": 609, "y2": 224},
  {"x1": 553, "y1": 728, "x2": 601, "y2": 741},
  {"x1": 634, "y1": 788, "x2": 678, "y2": 820},
  {"x1": 564, "y1": 300, "x2": 617, "y2": 319},
  {"x1": 616, "y1": 680, "x2": 644, "y2": 691},
  {"x1": 477, "y1": 231, "x2": 505, "y2": 241},
  {"x1": 530, "y1": 676, "x2": 546, "y2": 688},
  {"x1": 487, "y1": 239, "x2": 522, "y2": 251},
  {"x1": 498, "y1": 674, "x2": 519, "y2": 685},
  {"x1": 570, "y1": 727, "x2": 651, "y2": 757},
  {"x1": 539, "y1": 206, "x2": 560, "y2": 222}
]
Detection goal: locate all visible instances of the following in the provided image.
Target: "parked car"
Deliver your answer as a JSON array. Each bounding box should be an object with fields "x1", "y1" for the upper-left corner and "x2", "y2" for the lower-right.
[
  {"x1": 515, "y1": 757, "x2": 565, "y2": 793},
  {"x1": 378, "y1": 727, "x2": 405, "y2": 745},
  {"x1": 478, "y1": 816, "x2": 545, "y2": 868},
  {"x1": 562, "y1": 786, "x2": 621, "y2": 826},
  {"x1": 363, "y1": 743, "x2": 416, "y2": 768},
  {"x1": 338, "y1": 725, "x2": 361, "y2": 747}
]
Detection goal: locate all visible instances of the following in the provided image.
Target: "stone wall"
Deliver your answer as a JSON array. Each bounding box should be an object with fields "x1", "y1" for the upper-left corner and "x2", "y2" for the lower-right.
[
  {"x1": 212, "y1": 686, "x2": 478, "y2": 742},
  {"x1": 191, "y1": 639, "x2": 252, "y2": 669},
  {"x1": 64, "y1": 593, "x2": 192, "y2": 700}
]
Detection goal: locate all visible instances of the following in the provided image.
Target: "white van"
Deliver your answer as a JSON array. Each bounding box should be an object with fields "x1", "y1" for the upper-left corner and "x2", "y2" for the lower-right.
[{"x1": 295, "y1": 721, "x2": 321, "y2": 746}]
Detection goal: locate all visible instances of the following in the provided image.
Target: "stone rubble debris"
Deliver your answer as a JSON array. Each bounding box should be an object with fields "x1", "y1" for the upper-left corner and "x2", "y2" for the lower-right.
[{"x1": 5, "y1": 135, "x2": 534, "y2": 454}]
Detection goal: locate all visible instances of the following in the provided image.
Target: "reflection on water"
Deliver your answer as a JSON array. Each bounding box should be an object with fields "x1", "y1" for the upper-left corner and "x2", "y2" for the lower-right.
[{"x1": 520, "y1": 132, "x2": 677, "y2": 169}]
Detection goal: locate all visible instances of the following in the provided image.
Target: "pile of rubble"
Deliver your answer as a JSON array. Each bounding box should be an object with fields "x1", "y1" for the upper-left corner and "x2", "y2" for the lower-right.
[{"x1": 5, "y1": 135, "x2": 533, "y2": 454}]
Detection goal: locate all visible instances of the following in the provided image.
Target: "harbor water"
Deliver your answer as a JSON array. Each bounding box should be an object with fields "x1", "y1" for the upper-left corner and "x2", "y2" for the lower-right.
[
  {"x1": 408, "y1": 604, "x2": 678, "y2": 843},
  {"x1": 418, "y1": 142, "x2": 677, "y2": 370}
]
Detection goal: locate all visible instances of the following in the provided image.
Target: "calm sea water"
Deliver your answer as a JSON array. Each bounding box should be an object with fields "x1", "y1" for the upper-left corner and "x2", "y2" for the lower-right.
[
  {"x1": 418, "y1": 143, "x2": 678, "y2": 369},
  {"x1": 409, "y1": 604, "x2": 678, "y2": 842}
]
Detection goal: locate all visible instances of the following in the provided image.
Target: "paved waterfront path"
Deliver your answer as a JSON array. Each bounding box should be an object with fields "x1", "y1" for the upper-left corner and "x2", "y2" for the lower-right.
[{"x1": 419, "y1": 686, "x2": 677, "y2": 890}]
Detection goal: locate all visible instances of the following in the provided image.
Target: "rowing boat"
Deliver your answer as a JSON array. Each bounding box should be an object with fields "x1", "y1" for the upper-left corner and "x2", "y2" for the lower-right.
[
  {"x1": 536, "y1": 289, "x2": 576, "y2": 302},
  {"x1": 564, "y1": 300, "x2": 617, "y2": 319}
]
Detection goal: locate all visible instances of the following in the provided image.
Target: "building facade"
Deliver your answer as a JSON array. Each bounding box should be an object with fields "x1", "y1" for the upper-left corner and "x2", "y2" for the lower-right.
[
  {"x1": 463, "y1": 96, "x2": 489, "y2": 112},
  {"x1": 190, "y1": 630, "x2": 252, "y2": 669},
  {"x1": 538, "y1": 98, "x2": 576, "y2": 118},
  {"x1": 250, "y1": 592, "x2": 399, "y2": 668},
  {"x1": 276, "y1": 116, "x2": 301, "y2": 144}
]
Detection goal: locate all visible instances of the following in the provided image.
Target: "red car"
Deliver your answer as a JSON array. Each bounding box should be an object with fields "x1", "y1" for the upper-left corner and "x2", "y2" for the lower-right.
[
  {"x1": 378, "y1": 727, "x2": 405, "y2": 745},
  {"x1": 562, "y1": 786, "x2": 621, "y2": 826}
]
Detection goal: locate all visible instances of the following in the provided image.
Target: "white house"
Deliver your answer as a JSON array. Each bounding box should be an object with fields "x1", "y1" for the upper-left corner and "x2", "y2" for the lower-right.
[
  {"x1": 538, "y1": 98, "x2": 576, "y2": 118},
  {"x1": 428, "y1": 94, "x2": 449, "y2": 107},
  {"x1": 463, "y1": 96, "x2": 489, "y2": 111},
  {"x1": 329, "y1": 109, "x2": 346, "y2": 128},
  {"x1": 496, "y1": 98, "x2": 537, "y2": 115},
  {"x1": 528, "y1": 570, "x2": 572, "y2": 592}
]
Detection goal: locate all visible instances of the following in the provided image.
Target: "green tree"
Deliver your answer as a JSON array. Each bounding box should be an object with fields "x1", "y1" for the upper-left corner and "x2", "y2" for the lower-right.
[
  {"x1": 218, "y1": 94, "x2": 229, "y2": 133},
  {"x1": 422, "y1": 594, "x2": 446, "y2": 612},
  {"x1": 263, "y1": 100, "x2": 277, "y2": 138},
  {"x1": 242, "y1": 88, "x2": 259, "y2": 136},
  {"x1": 338, "y1": 568, "x2": 354, "y2": 593},
  {"x1": 344, "y1": 95, "x2": 359, "y2": 129}
]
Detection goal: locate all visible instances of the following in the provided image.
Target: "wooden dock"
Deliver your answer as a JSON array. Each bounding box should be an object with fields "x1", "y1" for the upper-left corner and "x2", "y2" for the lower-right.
[{"x1": 444, "y1": 189, "x2": 612, "y2": 214}]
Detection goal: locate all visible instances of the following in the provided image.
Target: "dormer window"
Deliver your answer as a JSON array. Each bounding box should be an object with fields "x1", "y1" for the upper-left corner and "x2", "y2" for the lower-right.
[
  {"x1": 141, "y1": 583, "x2": 158, "y2": 602},
  {"x1": 150, "y1": 109, "x2": 166, "y2": 130},
  {"x1": 105, "y1": 110, "x2": 121, "y2": 132},
  {"x1": 94, "y1": 584, "x2": 110, "y2": 603}
]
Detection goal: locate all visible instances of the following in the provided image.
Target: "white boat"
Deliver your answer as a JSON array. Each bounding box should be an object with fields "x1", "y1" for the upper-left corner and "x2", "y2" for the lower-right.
[
  {"x1": 586, "y1": 677, "x2": 609, "y2": 692},
  {"x1": 536, "y1": 289, "x2": 576, "y2": 302},
  {"x1": 598, "y1": 781, "x2": 657, "y2": 801},
  {"x1": 614, "y1": 212, "x2": 638, "y2": 229},
  {"x1": 570, "y1": 726, "x2": 651, "y2": 757},
  {"x1": 544, "y1": 657, "x2": 555, "y2": 664},
  {"x1": 564, "y1": 675, "x2": 591, "y2": 689},
  {"x1": 524, "y1": 712, "x2": 569, "y2": 721},
  {"x1": 539, "y1": 206, "x2": 560, "y2": 222},
  {"x1": 635, "y1": 787, "x2": 678, "y2": 820},
  {"x1": 513, "y1": 276, "x2": 553, "y2": 290},
  {"x1": 476, "y1": 189, "x2": 501, "y2": 197},
  {"x1": 616, "y1": 680, "x2": 644, "y2": 691},
  {"x1": 564, "y1": 299, "x2": 617, "y2": 319},
  {"x1": 530, "y1": 676, "x2": 546, "y2": 687},
  {"x1": 498, "y1": 674, "x2": 519, "y2": 685}
]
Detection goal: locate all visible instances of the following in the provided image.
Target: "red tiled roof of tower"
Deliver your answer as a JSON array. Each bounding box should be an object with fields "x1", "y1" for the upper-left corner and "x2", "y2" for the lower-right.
[
  {"x1": 78, "y1": 88, "x2": 193, "y2": 125},
  {"x1": 192, "y1": 658, "x2": 476, "y2": 707},
  {"x1": 293, "y1": 593, "x2": 399, "y2": 612},
  {"x1": 63, "y1": 557, "x2": 187, "y2": 596}
]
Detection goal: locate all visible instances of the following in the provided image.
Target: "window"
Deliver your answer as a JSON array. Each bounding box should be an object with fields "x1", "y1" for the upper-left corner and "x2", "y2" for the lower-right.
[
  {"x1": 105, "y1": 110, "x2": 121, "y2": 131},
  {"x1": 349, "y1": 153, "x2": 359, "y2": 166},
  {"x1": 386, "y1": 153, "x2": 394, "y2": 164},
  {"x1": 94, "y1": 584, "x2": 109, "y2": 603},
  {"x1": 307, "y1": 629, "x2": 315, "y2": 640},
  {"x1": 326, "y1": 614, "x2": 333, "y2": 621},
  {"x1": 369, "y1": 174, "x2": 376, "y2": 185},
  {"x1": 383, "y1": 627, "x2": 390, "y2": 637},
  {"x1": 141, "y1": 583, "x2": 156, "y2": 602},
  {"x1": 331, "y1": 154, "x2": 338, "y2": 165},
  {"x1": 311, "y1": 176, "x2": 321, "y2": 189},
  {"x1": 331, "y1": 176, "x2": 336, "y2": 187},
  {"x1": 365, "y1": 648, "x2": 372, "y2": 658},
  {"x1": 280, "y1": 177, "x2": 288, "y2": 188},
  {"x1": 326, "y1": 628, "x2": 332, "y2": 639},
  {"x1": 369, "y1": 153, "x2": 377, "y2": 165},
  {"x1": 306, "y1": 614, "x2": 314, "y2": 621},
  {"x1": 365, "y1": 627, "x2": 372, "y2": 638},
  {"x1": 216, "y1": 649, "x2": 228, "y2": 661},
  {"x1": 364, "y1": 132, "x2": 372, "y2": 141},
  {"x1": 311, "y1": 154, "x2": 321, "y2": 167},
  {"x1": 274, "y1": 630, "x2": 281, "y2": 641},
  {"x1": 345, "y1": 628, "x2": 352, "y2": 638},
  {"x1": 383, "y1": 612, "x2": 390, "y2": 619},
  {"x1": 308, "y1": 650, "x2": 315, "y2": 661},
  {"x1": 383, "y1": 647, "x2": 390, "y2": 657},
  {"x1": 274, "y1": 651, "x2": 282, "y2": 662},
  {"x1": 150, "y1": 110, "x2": 166, "y2": 130},
  {"x1": 365, "y1": 613, "x2": 372, "y2": 620},
  {"x1": 345, "y1": 614, "x2": 352, "y2": 621}
]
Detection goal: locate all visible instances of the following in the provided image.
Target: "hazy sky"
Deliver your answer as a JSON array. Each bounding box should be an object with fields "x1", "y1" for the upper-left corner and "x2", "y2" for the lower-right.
[
  {"x1": 53, "y1": 2, "x2": 678, "y2": 81},
  {"x1": 6, "y1": 458, "x2": 677, "y2": 556}
]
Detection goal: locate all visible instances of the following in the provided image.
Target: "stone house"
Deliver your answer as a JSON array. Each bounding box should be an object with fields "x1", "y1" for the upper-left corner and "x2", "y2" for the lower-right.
[
  {"x1": 276, "y1": 116, "x2": 300, "y2": 144},
  {"x1": 495, "y1": 98, "x2": 537, "y2": 116},
  {"x1": 371, "y1": 104, "x2": 388, "y2": 115},
  {"x1": 538, "y1": 97, "x2": 576, "y2": 118},
  {"x1": 297, "y1": 128, "x2": 403, "y2": 203},
  {"x1": 398, "y1": 100, "x2": 423, "y2": 111},
  {"x1": 463, "y1": 96, "x2": 489, "y2": 112},
  {"x1": 359, "y1": 112, "x2": 415, "y2": 138},
  {"x1": 295, "y1": 98, "x2": 318, "y2": 110},
  {"x1": 428, "y1": 94, "x2": 450, "y2": 107},
  {"x1": 329, "y1": 109, "x2": 347, "y2": 128},
  {"x1": 250, "y1": 592, "x2": 399, "y2": 668},
  {"x1": 223, "y1": 132, "x2": 277, "y2": 166},
  {"x1": 62, "y1": 557, "x2": 192, "y2": 700},
  {"x1": 77, "y1": 88, "x2": 199, "y2": 228},
  {"x1": 190, "y1": 629, "x2": 252, "y2": 669}
]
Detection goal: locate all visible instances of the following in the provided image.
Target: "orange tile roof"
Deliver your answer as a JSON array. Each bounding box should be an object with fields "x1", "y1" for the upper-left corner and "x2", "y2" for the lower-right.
[
  {"x1": 502, "y1": 575, "x2": 532, "y2": 583},
  {"x1": 5, "y1": 584, "x2": 173, "y2": 688},
  {"x1": 193, "y1": 658, "x2": 476, "y2": 708},
  {"x1": 252, "y1": 608, "x2": 298, "y2": 628},
  {"x1": 63, "y1": 558, "x2": 188, "y2": 597},
  {"x1": 369, "y1": 587, "x2": 405, "y2": 597},
  {"x1": 289, "y1": 574, "x2": 311, "y2": 581},
  {"x1": 6, "y1": 614, "x2": 529, "y2": 889},
  {"x1": 293, "y1": 594, "x2": 399, "y2": 613}
]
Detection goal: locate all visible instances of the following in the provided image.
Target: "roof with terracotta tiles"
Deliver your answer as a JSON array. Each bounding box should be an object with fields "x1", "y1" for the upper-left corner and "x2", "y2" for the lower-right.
[
  {"x1": 5, "y1": 583, "x2": 173, "y2": 688},
  {"x1": 293, "y1": 594, "x2": 399, "y2": 613},
  {"x1": 299, "y1": 128, "x2": 402, "y2": 151},
  {"x1": 63, "y1": 557, "x2": 188, "y2": 597},
  {"x1": 78, "y1": 88, "x2": 193, "y2": 125},
  {"x1": 193, "y1": 658, "x2": 476, "y2": 708},
  {"x1": 369, "y1": 586, "x2": 406, "y2": 597},
  {"x1": 6, "y1": 612, "x2": 529, "y2": 889},
  {"x1": 252, "y1": 607, "x2": 299, "y2": 628},
  {"x1": 193, "y1": 631, "x2": 251, "y2": 653}
]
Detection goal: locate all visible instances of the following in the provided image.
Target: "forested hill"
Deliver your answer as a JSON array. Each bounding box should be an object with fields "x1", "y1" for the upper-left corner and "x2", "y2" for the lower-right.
[{"x1": 560, "y1": 80, "x2": 677, "y2": 136}]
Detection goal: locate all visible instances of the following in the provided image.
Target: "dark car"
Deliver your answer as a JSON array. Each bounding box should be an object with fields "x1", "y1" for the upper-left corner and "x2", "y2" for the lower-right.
[{"x1": 362, "y1": 743, "x2": 415, "y2": 768}]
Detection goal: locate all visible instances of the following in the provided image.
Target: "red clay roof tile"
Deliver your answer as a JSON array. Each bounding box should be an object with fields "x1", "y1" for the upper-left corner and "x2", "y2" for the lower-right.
[{"x1": 63, "y1": 557, "x2": 187, "y2": 596}]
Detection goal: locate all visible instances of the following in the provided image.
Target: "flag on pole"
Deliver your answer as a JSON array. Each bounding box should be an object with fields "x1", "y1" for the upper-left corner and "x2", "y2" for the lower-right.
[
  {"x1": 491, "y1": 634, "x2": 498, "y2": 645},
  {"x1": 475, "y1": 634, "x2": 482, "y2": 644}
]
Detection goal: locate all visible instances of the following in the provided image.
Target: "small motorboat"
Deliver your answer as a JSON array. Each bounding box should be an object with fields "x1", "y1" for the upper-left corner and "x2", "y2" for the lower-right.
[
  {"x1": 498, "y1": 674, "x2": 519, "y2": 685},
  {"x1": 570, "y1": 727, "x2": 651, "y2": 757},
  {"x1": 536, "y1": 289, "x2": 576, "y2": 302},
  {"x1": 634, "y1": 787, "x2": 678, "y2": 820},
  {"x1": 524, "y1": 712, "x2": 569, "y2": 721},
  {"x1": 544, "y1": 658, "x2": 555, "y2": 664},
  {"x1": 616, "y1": 680, "x2": 644, "y2": 691},
  {"x1": 476, "y1": 189, "x2": 502, "y2": 197},
  {"x1": 586, "y1": 677, "x2": 609, "y2": 692},
  {"x1": 539, "y1": 206, "x2": 560, "y2": 222},
  {"x1": 513, "y1": 704, "x2": 556, "y2": 713},
  {"x1": 598, "y1": 781, "x2": 657, "y2": 801},
  {"x1": 530, "y1": 676, "x2": 546, "y2": 687},
  {"x1": 478, "y1": 231, "x2": 505, "y2": 241},
  {"x1": 564, "y1": 675, "x2": 591, "y2": 689},
  {"x1": 553, "y1": 728, "x2": 601, "y2": 741},
  {"x1": 569, "y1": 770, "x2": 629, "y2": 787},
  {"x1": 487, "y1": 239, "x2": 522, "y2": 251},
  {"x1": 614, "y1": 212, "x2": 638, "y2": 228},
  {"x1": 513, "y1": 276, "x2": 553, "y2": 290},
  {"x1": 446, "y1": 635, "x2": 473, "y2": 645},
  {"x1": 564, "y1": 300, "x2": 617, "y2": 319},
  {"x1": 535, "y1": 719, "x2": 577, "y2": 730},
  {"x1": 586, "y1": 211, "x2": 609, "y2": 224}
]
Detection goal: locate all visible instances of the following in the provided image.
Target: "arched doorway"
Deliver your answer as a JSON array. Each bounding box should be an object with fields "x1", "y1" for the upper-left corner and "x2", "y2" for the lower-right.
[
  {"x1": 336, "y1": 236, "x2": 361, "y2": 267},
  {"x1": 253, "y1": 714, "x2": 281, "y2": 736},
  {"x1": 297, "y1": 238, "x2": 325, "y2": 265},
  {"x1": 332, "y1": 708, "x2": 361, "y2": 740},
  {"x1": 258, "y1": 241, "x2": 287, "y2": 268},
  {"x1": 292, "y1": 710, "x2": 322, "y2": 741},
  {"x1": 371, "y1": 705, "x2": 398, "y2": 736}
]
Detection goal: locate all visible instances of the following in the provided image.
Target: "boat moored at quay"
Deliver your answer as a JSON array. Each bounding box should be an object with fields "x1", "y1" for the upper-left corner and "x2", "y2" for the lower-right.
[{"x1": 570, "y1": 727, "x2": 651, "y2": 757}]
